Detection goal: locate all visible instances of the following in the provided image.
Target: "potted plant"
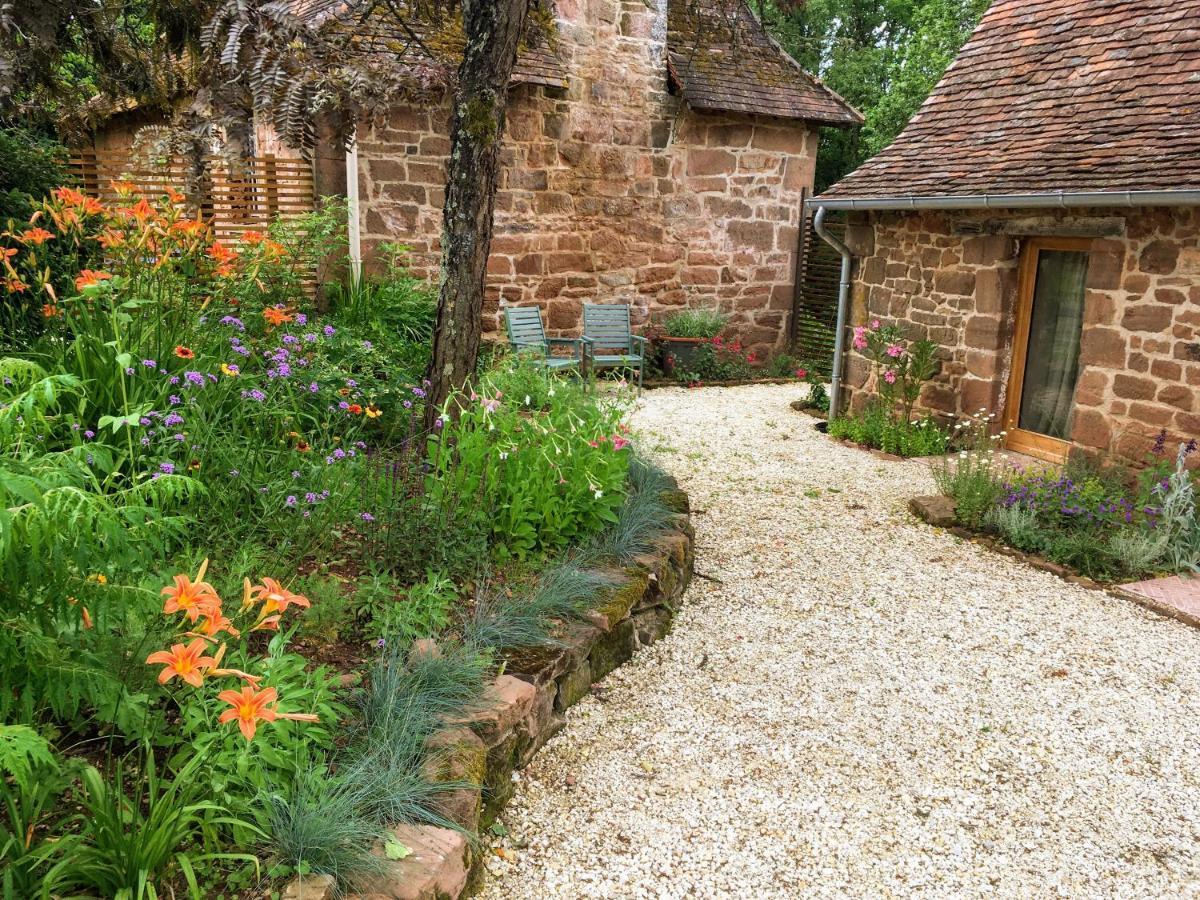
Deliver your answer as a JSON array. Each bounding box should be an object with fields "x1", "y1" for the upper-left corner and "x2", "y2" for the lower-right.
[{"x1": 659, "y1": 307, "x2": 728, "y2": 374}]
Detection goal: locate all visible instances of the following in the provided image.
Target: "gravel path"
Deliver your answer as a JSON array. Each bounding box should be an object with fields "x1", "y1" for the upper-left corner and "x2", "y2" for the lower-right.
[{"x1": 479, "y1": 384, "x2": 1200, "y2": 899}]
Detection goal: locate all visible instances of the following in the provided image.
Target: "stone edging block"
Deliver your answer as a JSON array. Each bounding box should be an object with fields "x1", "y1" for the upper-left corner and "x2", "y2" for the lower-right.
[{"x1": 287, "y1": 480, "x2": 694, "y2": 900}]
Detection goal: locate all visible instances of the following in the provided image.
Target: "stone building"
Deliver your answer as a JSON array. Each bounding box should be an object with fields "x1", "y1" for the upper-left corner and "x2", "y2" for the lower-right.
[
  {"x1": 810, "y1": 0, "x2": 1200, "y2": 464},
  {"x1": 292, "y1": 0, "x2": 861, "y2": 353}
]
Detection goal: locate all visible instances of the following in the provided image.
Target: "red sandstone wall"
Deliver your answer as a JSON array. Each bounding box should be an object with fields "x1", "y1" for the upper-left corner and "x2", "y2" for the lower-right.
[
  {"x1": 843, "y1": 207, "x2": 1200, "y2": 463},
  {"x1": 354, "y1": 0, "x2": 818, "y2": 354}
]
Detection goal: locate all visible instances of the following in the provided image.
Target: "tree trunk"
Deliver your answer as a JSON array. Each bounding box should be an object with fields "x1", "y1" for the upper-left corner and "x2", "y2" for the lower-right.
[{"x1": 424, "y1": 0, "x2": 529, "y2": 430}]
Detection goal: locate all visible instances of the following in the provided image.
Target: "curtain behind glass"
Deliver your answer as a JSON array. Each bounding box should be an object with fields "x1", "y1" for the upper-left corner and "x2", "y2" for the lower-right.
[{"x1": 1018, "y1": 250, "x2": 1089, "y2": 439}]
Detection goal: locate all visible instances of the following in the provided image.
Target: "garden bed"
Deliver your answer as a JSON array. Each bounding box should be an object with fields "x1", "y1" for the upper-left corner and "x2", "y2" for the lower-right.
[
  {"x1": 284, "y1": 491, "x2": 695, "y2": 900},
  {"x1": 910, "y1": 493, "x2": 1200, "y2": 631}
]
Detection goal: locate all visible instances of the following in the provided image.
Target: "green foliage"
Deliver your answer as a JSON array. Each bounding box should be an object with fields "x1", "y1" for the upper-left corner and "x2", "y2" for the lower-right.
[
  {"x1": 374, "y1": 571, "x2": 457, "y2": 645},
  {"x1": 762, "y1": 0, "x2": 990, "y2": 189},
  {"x1": 433, "y1": 359, "x2": 631, "y2": 561},
  {"x1": 264, "y1": 767, "x2": 384, "y2": 888},
  {"x1": 935, "y1": 418, "x2": 1198, "y2": 581},
  {"x1": 0, "y1": 727, "x2": 76, "y2": 900},
  {"x1": 671, "y1": 340, "x2": 756, "y2": 385},
  {"x1": 1152, "y1": 444, "x2": 1200, "y2": 575},
  {"x1": 46, "y1": 749, "x2": 259, "y2": 900},
  {"x1": 830, "y1": 403, "x2": 949, "y2": 457},
  {"x1": 0, "y1": 128, "x2": 69, "y2": 227},
  {"x1": 582, "y1": 455, "x2": 676, "y2": 563},
  {"x1": 662, "y1": 307, "x2": 728, "y2": 339},
  {"x1": 931, "y1": 414, "x2": 1006, "y2": 528}
]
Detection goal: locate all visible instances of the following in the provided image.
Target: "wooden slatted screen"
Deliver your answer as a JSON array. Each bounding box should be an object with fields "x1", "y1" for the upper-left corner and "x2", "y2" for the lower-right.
[
  {"x1": 790, "y1": 205, "x2": 845, "y2": 376},
  {"x1": 68, "y1": 150, "x2": 315, "y2": 242}
]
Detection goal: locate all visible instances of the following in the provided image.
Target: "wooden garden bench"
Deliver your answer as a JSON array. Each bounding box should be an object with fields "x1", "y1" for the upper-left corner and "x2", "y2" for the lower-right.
[
  {"x1": 503, "y1": 306, "x2": 585, "y2": 372},
  {"x1": 582, "y1": 303, "x2": 646, "y2": 391}
]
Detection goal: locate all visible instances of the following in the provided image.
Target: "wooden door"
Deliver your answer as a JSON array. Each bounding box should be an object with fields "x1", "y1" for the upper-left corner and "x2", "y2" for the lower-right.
[{"x1": 1003, "y1": 237, "x2": 1093, "y2": 462}]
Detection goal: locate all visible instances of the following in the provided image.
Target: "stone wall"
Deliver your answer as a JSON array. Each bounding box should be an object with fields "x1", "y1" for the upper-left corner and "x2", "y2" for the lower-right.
[
  {"x1": 353, "y1": 0, "x2": 818, "y2": 355},
  {"x1": 842, "y1": 206, "x2": 1200, "y2": 463}
]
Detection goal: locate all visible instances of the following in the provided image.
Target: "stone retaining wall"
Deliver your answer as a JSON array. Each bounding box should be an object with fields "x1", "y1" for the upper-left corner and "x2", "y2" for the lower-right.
[{"x1": 284, "y1": 484, "x2": 694, "y2": 900}]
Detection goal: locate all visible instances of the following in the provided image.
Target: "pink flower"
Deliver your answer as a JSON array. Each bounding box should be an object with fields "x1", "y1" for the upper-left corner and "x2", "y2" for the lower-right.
[
  {"x1": 612, "y1": 435, "x2": 631, "y2": 450},
  {"x1": 795, "y1": 368, "x2": 807, "y2": 379},
  {"x1": 870, "y1": 319, "x2": 881, "y2": 329},
  {"x1": 852, "y1": 326, "x2": 868, "y2": 351},
  {"x1": 886, "y1": 343, "x2": 903, "y2": 358},
  {"x1": 883, "y1": 369, "x2": 897, "y2": 384}
]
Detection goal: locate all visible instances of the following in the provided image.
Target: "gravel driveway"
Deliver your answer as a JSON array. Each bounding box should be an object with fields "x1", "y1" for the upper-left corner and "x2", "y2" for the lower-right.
[{"x1": 479, "y1": 383, "x2": 1200, "y2": 899}]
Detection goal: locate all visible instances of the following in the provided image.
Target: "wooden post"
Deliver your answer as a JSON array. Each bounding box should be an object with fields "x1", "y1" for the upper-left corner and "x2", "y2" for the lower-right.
[{"x1": 311, "y1": 111, "x2": 351, "y2": 310}]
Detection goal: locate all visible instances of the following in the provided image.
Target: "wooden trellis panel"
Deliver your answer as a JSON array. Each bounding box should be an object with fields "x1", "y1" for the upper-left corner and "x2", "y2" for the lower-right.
[
  {"x1": 68, "y1": 151, "x2": 315, "y2": 241},
  {"x1": 789, "y1": 203, "x2": 845, "y2": 376}
]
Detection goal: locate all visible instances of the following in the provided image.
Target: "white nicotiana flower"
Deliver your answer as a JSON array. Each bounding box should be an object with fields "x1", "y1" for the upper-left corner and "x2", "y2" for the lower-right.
[
  {"x1": 499, "y1": 451, "x2": 509, "y2": 460},
  {"x1": 525, "y1": 395, "x2": 531, "y2": 405},
  {"x1": 488, "y1": 423, "x2": 495, "y2": 431},
  {"x1": 594, "y1": 489, "x2": 603, "y2": 499},
  {"x1": 548, "y1": 388, "x2": 555, "y2": 396}
]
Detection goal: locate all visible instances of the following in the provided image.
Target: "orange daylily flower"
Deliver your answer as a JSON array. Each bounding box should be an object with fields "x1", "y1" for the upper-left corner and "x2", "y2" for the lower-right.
[
  {"x1": 165, "y1": 188, "x2": 186, "y2": 204},
  {"x1": 97, "y1": 228, "x2": 127, "y2": 249},
  {"x1": 42, "y1": 304, "x2": 59, "y2": 318},
  {"x1": 146, "y1": 639, "x2": 217, "y2": 688},
  {"x1": 161, "y1": 561, "x2": 223, "y2": 622},
  {"x1": 109, "y1": 180, "x2": 136, "y2": 195},
  {"x1": 123, "y1": 198, "x2": 156, "y2": 222},
  {"x1": 250, "y1": 577, "x2": 310, "y2": 616},
  {"x1": 207, "y1": 241, "x2": 236, "y2": 264},
  {"x1": 193, "y1": 610, "x2": 240, "y2": 638},
  {"x1": 1, "y1": 247, "x2": 16, "y2": 262},
  {"x1": 81, "y1": 197, "x2": 105, "y2": 216},
  {"x1": 171, "y1": 218, "x2": 206, "y2": 236},
  {"x1": 241, "y1": 230, "x2": 265, "y2": 244},
  {"x1": 262, "y1": 306, "x2": 293, "y2": 327},
  {"x1": 52, "y1": 187, "x2": 87, "y2": 206},
  {"x1": 174, "y1": 345, "x2": 195, "y2": 360},
  {"x1": 19, "y1": 227, "x2": 54, "y2": 245},
  {"x1": 5, "y1": 279, "x2": 28, "y2": 294},
  {"x1": 75, "y1": 269, "x2": 113, "y2": 291},
  {"x1": 217, "y1": 685, "x2": 278, "y2": 740}
]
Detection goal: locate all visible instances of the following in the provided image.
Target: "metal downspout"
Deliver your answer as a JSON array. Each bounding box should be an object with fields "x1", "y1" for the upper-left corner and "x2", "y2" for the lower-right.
[{"x1": 813, "y1": 206, "x2": 854, "y2": 420}]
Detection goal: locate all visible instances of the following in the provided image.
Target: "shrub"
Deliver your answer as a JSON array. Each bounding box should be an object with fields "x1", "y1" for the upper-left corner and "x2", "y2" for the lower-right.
[
  {"x1": 832, "y1": 319, "x2": 947, "y2": 453},
  {"x1": 830, "y1": 402, "x2": 949, "y2": 457},
  {"x1": 373, "y1": 570, "x2": 457, "y2": 645},
  {"x1": 663, "y1": 307, "x2": 728, "y2": 339},
  {"x1": 931, "y1": 413, "x2": 1008, "y2": 528},
  {"x1": 431, "y1": 359, "x2": 631, "y2": 560}
]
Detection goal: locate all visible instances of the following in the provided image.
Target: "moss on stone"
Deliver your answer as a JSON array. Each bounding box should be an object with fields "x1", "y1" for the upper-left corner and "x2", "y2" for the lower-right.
[
  {"x1": 593, "y1": 572, "x2": 650, "y2": 629},
  {"x1": 589, "y1": 617, "x2": 637, "y2": 682}
]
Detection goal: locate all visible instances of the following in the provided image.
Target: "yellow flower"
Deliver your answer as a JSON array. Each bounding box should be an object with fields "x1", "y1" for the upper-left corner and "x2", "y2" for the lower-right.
[{"x1": 220, "y1": 363, "x2": 239, "y2": 377}]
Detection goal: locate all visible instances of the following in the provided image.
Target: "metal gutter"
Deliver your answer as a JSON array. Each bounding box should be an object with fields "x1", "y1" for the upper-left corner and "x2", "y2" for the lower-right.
[
  {"x1": 806, "y1": 190, "x2": 1200, "y2": 212},
  {"x1": 812, "y1": 206, "x2": 853, "y2": 421}
]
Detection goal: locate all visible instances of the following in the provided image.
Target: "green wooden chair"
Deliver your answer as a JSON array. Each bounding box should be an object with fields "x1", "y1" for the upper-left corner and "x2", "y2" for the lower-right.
[
  {"x1": 503, "y1": 306, "x2": 585, "y2": 371},
  {"x1": 582, "y1": 303, "x2": 646, "y2": 392}
]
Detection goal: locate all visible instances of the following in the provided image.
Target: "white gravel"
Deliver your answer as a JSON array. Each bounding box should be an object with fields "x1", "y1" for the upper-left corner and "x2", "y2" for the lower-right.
[{"x1": 479, "y1": 383, "x2": 1200, "y2": 899}]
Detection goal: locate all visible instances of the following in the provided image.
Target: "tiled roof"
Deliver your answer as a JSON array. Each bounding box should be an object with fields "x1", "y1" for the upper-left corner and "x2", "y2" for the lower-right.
[
  {"x1": 282, "y1": 0, "x2": 567, "y2": 89},
  {"x1": 666, "y1": 0, "x2": 862, "y2": 126},
  {"x1": 820, "y1": 0, "x2": 1200, "y2": 201}
]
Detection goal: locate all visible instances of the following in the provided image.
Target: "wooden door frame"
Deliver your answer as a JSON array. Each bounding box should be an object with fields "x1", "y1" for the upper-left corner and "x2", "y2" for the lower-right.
[{"x1": 1002, "y1": 236, "x2": 1094, "y2": 463}]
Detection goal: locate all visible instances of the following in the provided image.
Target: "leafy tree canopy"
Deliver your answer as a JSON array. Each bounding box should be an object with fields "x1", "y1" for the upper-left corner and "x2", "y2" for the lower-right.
[{"x1": 759, "y1": 0, "x2": 990, "y2": 191}]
